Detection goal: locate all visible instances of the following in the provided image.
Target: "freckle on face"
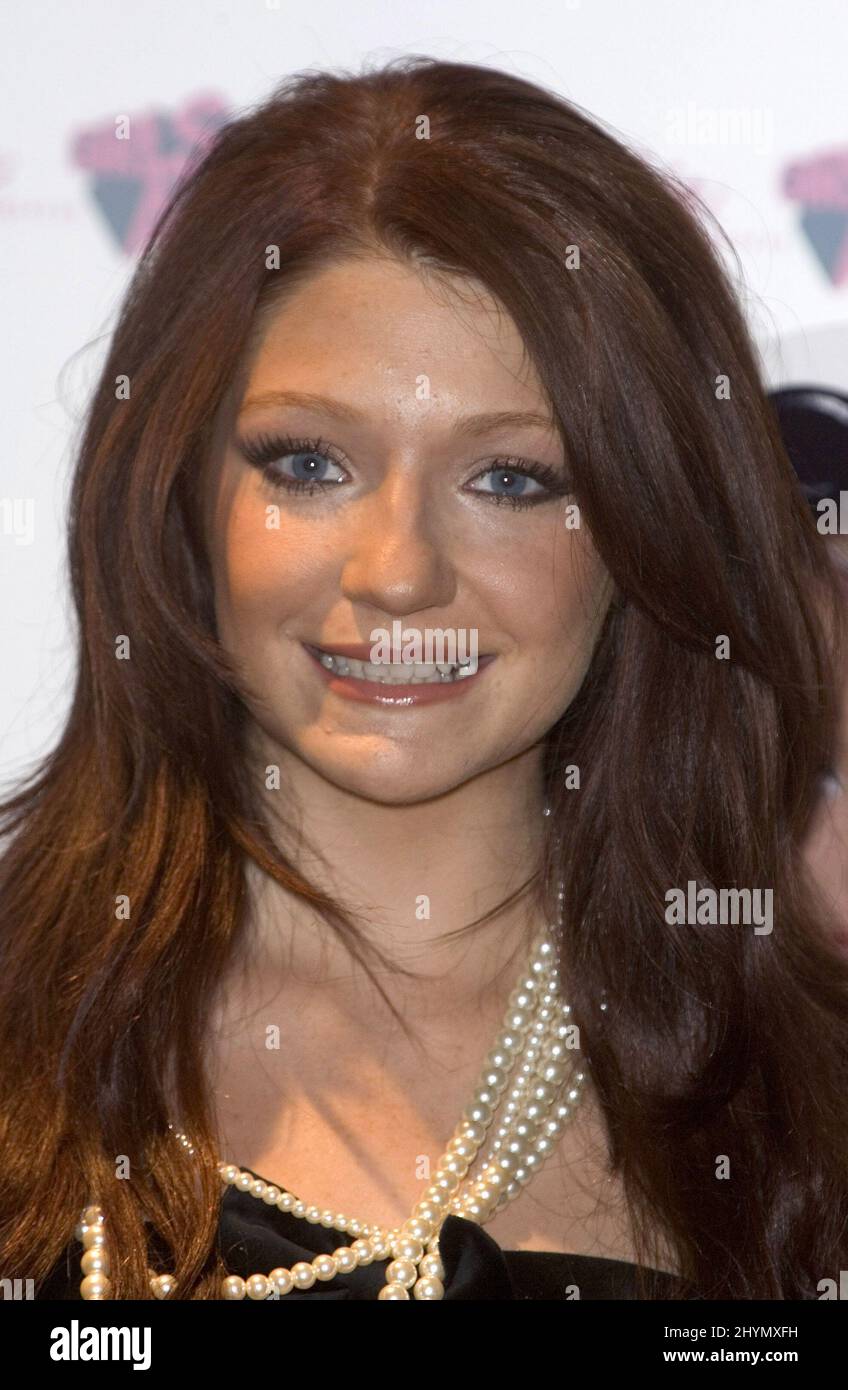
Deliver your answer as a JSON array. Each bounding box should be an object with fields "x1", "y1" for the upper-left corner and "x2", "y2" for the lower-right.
[{"x1": 205, "y1": 254, "x2": 612, "y2": 804}]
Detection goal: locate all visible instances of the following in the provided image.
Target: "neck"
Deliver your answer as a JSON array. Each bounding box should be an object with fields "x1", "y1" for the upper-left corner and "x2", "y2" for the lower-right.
[{"x1": 229, "y1": 729, "x2": 554, "y2": 1021}]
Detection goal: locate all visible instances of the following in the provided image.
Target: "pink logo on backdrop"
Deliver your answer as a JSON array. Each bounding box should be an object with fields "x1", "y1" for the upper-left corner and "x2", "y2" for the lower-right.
[
  {"x1": 782, "y1": 148, "x2": 848, "y2": 286},
  {"x1": 69, "y1": 92, "x2": 230, "y2": 256}
]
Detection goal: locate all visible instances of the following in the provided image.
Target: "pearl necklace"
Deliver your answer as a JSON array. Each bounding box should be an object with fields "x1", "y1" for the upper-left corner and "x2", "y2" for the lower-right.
[{"x1": 76, "y1": 835, "x2": 596, "y2": 1299}]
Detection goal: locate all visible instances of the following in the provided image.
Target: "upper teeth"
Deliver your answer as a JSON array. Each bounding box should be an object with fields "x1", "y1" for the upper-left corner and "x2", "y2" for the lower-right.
[{"x1": 313, "y1": 649, "x2": 479, "y2": 683}]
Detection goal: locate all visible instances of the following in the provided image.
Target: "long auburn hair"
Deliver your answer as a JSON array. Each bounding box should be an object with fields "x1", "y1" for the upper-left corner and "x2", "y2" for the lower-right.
[{"x1": 2, "y1": 56, "x2": 847, "y2": 1301}]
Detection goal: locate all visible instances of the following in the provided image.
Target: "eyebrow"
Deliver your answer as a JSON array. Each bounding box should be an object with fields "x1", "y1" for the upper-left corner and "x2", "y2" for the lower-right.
[{"x1": 237, "y1": 390, "x2": 555, "y2": 438}]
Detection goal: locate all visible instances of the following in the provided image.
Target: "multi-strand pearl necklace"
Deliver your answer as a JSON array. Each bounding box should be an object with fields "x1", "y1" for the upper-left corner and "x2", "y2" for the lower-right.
[{"x1": 76, "y1": 835, "x2": 597, "y2": 1299}]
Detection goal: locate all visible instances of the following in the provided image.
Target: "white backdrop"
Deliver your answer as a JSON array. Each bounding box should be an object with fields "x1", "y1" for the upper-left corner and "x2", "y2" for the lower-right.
[{"x1": 2, "y1": 0, "x2": 847, "y2": 783}]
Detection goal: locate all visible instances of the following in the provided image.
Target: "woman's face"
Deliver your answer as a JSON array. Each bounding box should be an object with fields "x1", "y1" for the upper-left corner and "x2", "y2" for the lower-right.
[{"x1": 204, "y1": 253, "x2": 612, "y2": 804}]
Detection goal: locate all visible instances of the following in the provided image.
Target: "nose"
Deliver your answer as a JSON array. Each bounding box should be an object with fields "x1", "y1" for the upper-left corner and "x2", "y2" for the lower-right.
[{"x1": 338, "y1": 465, "x2": 457, "y2": 619}]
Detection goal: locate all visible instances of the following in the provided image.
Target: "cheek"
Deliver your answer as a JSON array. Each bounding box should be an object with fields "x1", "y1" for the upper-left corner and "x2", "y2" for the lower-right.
[
  {"x1": 214, "y1": 504, "x2": 329, "y2": 631},
  {"x1": 511, "y1": 527, "x2": 608, "y2": 649}
]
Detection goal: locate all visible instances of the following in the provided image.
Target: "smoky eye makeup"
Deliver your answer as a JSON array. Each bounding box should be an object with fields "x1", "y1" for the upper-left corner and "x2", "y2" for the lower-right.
[{"x1": 234, "y1": 429, "x2": 574, "y2": 510}]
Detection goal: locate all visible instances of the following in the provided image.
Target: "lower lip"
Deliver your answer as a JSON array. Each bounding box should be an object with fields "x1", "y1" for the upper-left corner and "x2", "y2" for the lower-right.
[{"x1": 302, "y1": 645, "x2": 497, "y2": 705}]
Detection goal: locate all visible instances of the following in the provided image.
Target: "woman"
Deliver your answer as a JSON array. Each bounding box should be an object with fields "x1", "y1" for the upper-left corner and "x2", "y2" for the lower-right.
[{"x1": 2, "y1": 56, "x2": 847, "y2": 1302}]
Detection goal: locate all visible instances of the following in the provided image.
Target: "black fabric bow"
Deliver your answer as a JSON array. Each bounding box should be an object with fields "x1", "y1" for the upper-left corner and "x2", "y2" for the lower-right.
[{"x1": 218, "y1": 1177, "x2": 517, "y2": 1300}]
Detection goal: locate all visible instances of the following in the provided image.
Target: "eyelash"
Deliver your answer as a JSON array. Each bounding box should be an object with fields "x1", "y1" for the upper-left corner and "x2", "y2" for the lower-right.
[{"x1": 237, "y1": 432, "x2": 571, "y2": 510}]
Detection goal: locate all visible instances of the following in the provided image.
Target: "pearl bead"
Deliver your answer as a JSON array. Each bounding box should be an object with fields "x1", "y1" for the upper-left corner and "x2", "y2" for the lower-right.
[
  {"x1": 276, "y1": 1192, "x2": 296, "y2": 1211},
  {"x1": 385, "y1": 1258, "x2": 417, "y2": 1288},
  {"x1": 413, "y1": 1275, "x2": 444, "y2": 1299},
  {"x1": 82, "y1": 1228, "x2": 107, "y2": 1250},
  {"x1": 402, "y1": 1216, "x2": 433, "y2": 1242},
  {"x1": 506, "y1": 1008, "x2": 530, "y2": 1030},
  {"x1": 350, "y1": 1239, "x2": 373, "y2": 1265},
  {"x1": 221, "y1": 1165, "x2": 239, "y2": 1184},
  {"x1": 305, "y1": 1205, "x2": 322, "y2": 1224},
  {"x1": 82, "y1": 1205, "x2": 104, "y2": 1226},
  {"x1": 378, "y1": 1282, "x2": 409, "y2": 1299},
  {"x1": 222, "y1": 1275, "x2": 246, "y2": 1300},
  {"x1": 421, "y1": 1189, "x2": 448, "y2": 1211},
  {"x1": 152, "y1": 1274, "x2": 177, "y2": 1299},
  {"x1": 250, "y1": 1180, "x2": 267, "y2": 1200},
  {"x1": 413, "y1": 1201, "x2": 442, "y2": 1224},
  {"x1": 313, "y1": 1254, "x2": 337, "y2": 1281},
  {"x1": 419, "y1": 1252, "x2": 444, "y2": 1280},
  {"x1": 81, "y1": 1248, "x2": 110, "y2": 1276},
  {"x1": 80, "y1": 1272, "x2": 111, "y2": 1299},
  {"x1": 391, "y1": 1235, "x2": 423, "y2": 1262},
  {"x1": 246, "y1": 1274, "x2": 270, "y2": 1299},
  {"x1": 464, "y1": 1100, "x2": 492, "y2": 1126},
  {"x1": 291, "y1": 1262, "x2": 316, "y2": 1289},
  {"x1": 270, "y1": 1268, "x2": 293, "y2": 1294},
  {"x1": 447, "y1": 1136, "x2": 477, "y2": 1161},
  {"x1": 262, "y1": 1185, "x2": 281, "y2": 1204},
  {"x1": 234, "y1": 1171, "x2": 253, "y2": 1192},
  {"x1": 430, "y1": 1174, "x2": 453, "y2": 1196},
  {"x1": 332, "y1": 1245, "x2": 358, "y2": 1273},
  {"x1": 480, "y1": 1067, "x2": 507, "y2": 1094}
]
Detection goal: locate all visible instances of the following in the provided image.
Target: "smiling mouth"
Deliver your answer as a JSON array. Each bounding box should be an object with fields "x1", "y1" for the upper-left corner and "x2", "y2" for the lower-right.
[{"x1": 302, "y1": 643, "x2": 490, "y2": 685}]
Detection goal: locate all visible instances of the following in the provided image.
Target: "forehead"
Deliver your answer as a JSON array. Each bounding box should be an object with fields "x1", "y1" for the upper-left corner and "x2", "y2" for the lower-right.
[{"x1": 236, "y1": 254, "x2": 547, "y2": 415}]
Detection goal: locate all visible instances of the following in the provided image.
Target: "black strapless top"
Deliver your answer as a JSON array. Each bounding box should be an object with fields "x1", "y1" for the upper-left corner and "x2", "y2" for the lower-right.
[{"x1": 36, "y1": 1163, "x2": 697, "y2": 1301}]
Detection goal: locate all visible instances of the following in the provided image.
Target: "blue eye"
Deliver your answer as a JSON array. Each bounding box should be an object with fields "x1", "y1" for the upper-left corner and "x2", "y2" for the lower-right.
[
  {"x1": 469, "y1": 464, "x2": 551, "y2": 509},
  {"x1": 238, "y1": 434, "x2": 346, "y2": 493},
  {"x1": 236, "y1": 433, "x2": 571, "y2": 509}
]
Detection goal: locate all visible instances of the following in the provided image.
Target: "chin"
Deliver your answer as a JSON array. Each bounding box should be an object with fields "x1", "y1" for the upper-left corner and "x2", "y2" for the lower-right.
[
  {"x1": 320, "y1": 764, "x2": 459, "y2": 807},
  {"x1": 296, "y1": 741, "x2": 469, "y2": 806}
]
